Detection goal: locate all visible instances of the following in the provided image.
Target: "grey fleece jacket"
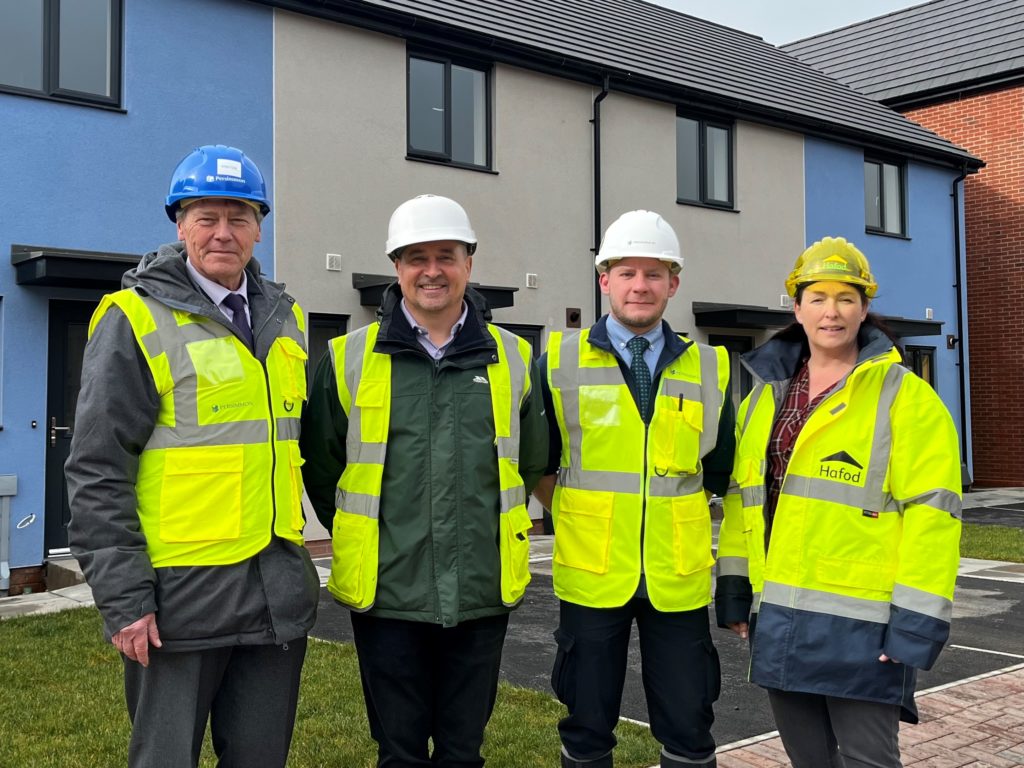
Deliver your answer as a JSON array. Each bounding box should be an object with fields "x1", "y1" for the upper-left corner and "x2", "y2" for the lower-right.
[{"x1": 65, "y1": 243, "x2": 319, "y2": 650}]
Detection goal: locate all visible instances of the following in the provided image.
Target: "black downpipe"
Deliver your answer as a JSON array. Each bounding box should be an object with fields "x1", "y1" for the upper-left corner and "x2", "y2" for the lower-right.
[
  {"x1": 951, "y1": 166, "x2": 970, "y2": 480},
  {"x1": 592, "y1": 76, "x2": 610, "y2": 322}
]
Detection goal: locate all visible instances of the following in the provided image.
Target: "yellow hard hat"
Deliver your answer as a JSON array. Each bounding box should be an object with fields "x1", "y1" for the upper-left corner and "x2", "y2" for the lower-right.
[{"x1": 785, "y1": 236, "x2": 878, "y2": 298}]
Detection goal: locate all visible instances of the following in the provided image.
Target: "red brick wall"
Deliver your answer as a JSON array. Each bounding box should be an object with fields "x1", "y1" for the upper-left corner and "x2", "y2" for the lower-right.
[{"x1": 904, "y1": 87, "x2": 1024, "y2": 486}]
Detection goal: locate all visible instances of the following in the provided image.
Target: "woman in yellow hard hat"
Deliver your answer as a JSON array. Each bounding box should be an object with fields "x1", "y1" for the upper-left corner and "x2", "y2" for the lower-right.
[{"x1": 715, "y1": 237, "x2": 962, "y2": 767}]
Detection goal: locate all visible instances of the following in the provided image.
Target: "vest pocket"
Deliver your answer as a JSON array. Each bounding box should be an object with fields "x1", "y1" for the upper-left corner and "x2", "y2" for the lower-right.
[
  {"x1": 500, "y1": 505, "x2": 533, "y2": 603},
  {"x1": 553, "y1": 487, "x2": 614, "y2": 574},
  {"x1": 331, "y1": 510, "x2": 378, "y2": 607},
  {"x1": 651, "y1": 399, "x2": 703, "y2": 474},
  {"x1": 159, "y1": 445, "x2": 243, "y2": 542},
  {"x1": 671, "y1": 497, "x2": 715, "y2": 575},
  {"x1": 274, "y1": 337, "x2": 308, "y2": 404}
]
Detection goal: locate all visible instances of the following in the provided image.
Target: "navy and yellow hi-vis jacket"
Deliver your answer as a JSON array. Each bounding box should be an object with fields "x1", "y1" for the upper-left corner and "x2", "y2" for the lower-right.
[{"x1": 715, "y1": 326, "x2": 962, "y2": 722}]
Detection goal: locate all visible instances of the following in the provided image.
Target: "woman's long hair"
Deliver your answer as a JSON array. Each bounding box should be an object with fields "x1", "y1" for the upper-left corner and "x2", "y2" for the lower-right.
[{"x1": 773, "y1": 285, "x2": 905, "y2": 363}]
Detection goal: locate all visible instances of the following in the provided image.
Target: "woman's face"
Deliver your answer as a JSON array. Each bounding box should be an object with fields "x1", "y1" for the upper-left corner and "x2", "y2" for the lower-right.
[{"x1": 793, "y1": 281, "x2": 869, "y2": 357}]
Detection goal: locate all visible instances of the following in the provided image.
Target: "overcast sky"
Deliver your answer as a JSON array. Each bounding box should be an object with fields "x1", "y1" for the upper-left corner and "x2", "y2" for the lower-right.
[{"x1": 651, "y1": 0, "x2": 924, "y2": 45}]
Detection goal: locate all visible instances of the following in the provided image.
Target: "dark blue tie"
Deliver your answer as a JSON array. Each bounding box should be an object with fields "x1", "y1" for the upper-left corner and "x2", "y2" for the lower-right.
[
  {"x1": 221, "y1": 293, "x2": 253, "y2": 350},
  {"x1": 627, "y1": 336, "x2": 652, "y2": 421}
]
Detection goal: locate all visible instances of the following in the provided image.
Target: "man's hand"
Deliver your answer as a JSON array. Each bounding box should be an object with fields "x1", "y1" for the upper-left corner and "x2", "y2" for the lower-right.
[
  {"x1": 727, "y1": 621, "x2": 749, "y2": 640},
  {"x1": 112, "y1": 612, "x2": 162, "y2": 667},
  {"x1": 532, "y1": 474, "x2": 557, "y2": 511},
  {"x1": 878, "y1": 653, "x2": 901, "y2": 664}
]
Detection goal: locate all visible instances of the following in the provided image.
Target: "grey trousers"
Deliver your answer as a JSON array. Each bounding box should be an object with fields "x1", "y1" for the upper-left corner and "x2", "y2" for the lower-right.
[
  {"x1": 767, "y1": 689, "x2": 902, "y2": 768},
  {"x1": 123, "y1": 639, "x2": 307, "y2": 768}
]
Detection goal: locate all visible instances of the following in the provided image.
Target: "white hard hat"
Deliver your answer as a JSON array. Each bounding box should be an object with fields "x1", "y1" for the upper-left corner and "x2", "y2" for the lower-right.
[
  {"x1": 595, "y1": 210, "x2": 684, "y2": 274},
  {"x1": 385, "y1": 194, "x2": 478, "y2": 260}
]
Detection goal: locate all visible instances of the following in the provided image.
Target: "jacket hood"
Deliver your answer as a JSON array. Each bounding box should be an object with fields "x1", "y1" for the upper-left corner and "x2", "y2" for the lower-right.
[{"x1": 743, "y1": 323, "x2": 898, "y2": 385}]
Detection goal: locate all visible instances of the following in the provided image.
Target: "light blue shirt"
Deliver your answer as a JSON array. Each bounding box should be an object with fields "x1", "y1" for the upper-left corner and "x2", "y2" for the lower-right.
[
  {"x1": 604, "y1": 314, "x2": 663, "y2": 378},
  {"x1": 186, "y1": 258, "x2": 250, "y2": 326},
  {"x1": 400, "y1": 299, "x2": 468, "y2": 360}
]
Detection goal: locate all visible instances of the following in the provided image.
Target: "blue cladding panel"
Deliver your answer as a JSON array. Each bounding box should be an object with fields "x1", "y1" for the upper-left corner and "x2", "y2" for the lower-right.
[{"x1": 0, "y1": 0, "x2": 274, "y2": 568}]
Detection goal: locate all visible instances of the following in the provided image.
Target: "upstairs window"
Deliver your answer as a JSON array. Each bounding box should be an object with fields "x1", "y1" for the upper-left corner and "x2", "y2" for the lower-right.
[
  {"x1": 0, "y1": 0, "x2": 122, "y2": 107},
  {"x1": 407, "y1": 53, "x2": 490, "y2": 170},
  {"x1": 677, "y1": 115, "x2": 733, "y2": 208},
  {"x1": 864, "y1": 158, "x2": 905, "y2": 236}
]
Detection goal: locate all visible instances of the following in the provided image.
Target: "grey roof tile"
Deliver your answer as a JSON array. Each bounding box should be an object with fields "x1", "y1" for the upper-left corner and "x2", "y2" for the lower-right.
[
  {"x1": 783, "y1": 0, "x2": 1024, "y2": 105},
  {"x1": 259, "y1": 0, "x2": 979, "y2": 166}
]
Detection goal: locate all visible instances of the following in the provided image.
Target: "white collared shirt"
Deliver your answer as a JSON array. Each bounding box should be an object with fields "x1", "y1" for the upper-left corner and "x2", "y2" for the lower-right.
[{"x1": 186, "y1": 258, "x2": 250, "y2": 326}]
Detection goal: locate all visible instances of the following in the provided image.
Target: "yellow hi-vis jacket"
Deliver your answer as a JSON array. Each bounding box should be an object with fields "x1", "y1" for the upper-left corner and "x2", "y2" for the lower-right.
[
  {"x1": 546, "y1": 328, "x2": 729, "y2": 611},
  {"x1": 326, "y1": 321, "x2": 535, "y2": 611},
  {"x1": 716, "y1": 334, "x2": 961, "y2": 718},
  {"x1": 90, "y1": 288, "x2": 308, "y2": 567}
]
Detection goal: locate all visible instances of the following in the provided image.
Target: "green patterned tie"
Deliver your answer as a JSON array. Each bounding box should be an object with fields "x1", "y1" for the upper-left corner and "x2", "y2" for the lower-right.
[{"x1": 627, "y1": 336, "x2": 652, "y2": 421}]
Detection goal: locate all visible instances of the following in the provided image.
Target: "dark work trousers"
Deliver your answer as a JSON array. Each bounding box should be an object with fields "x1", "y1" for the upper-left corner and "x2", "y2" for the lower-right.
[
  {"x1": 349, "y1": 611, "x2": 511, "y2": 768},
  {"x1": 552, "y1": 599, "x2": 719, "y2": 768},
  {"x1": 767, "y1": 689, "x2": 902, "y2": 768},
  {"x1": 122, "y1": 638, "x2": 307, "y2": 768}
]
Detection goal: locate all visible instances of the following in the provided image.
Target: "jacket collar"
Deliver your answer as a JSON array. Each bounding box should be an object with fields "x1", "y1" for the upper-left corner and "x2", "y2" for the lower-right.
[
  {"x1": 375, "y1": 282, "x2": 495, "y2": 356},
  {"x1": 742, "y1": 323, "x2": 897, "y2": 385},
  {"x1": 587, "y1": 314, "x2": 693, "y2": 376}
]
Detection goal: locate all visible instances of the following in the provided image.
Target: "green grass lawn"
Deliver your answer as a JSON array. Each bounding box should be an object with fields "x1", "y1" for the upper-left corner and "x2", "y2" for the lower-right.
[
  {"x1": 960, "y1": 522, "x2": 1024, "y2": 563},
  {"x1": 0, "y1": 608, "x2": 661, "y2": 768}
]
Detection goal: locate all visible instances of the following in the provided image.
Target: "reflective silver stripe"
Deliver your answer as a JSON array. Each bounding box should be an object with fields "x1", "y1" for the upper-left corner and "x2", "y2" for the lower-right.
[
  {"x1": 660, "y1": 379, "x2": 703, "y2": 401},
  {"x1": 146, "y1": 420, "x2": 270, "y2": 449},
  {"x1": 649, "y1": 472, "x2": 705, "y2": 498},
  {"x1": 334, "y1": 488, "x2": 380, "y2": 519},
  {"x1": 576, "y1": 367, "x2": 626, "y2": 386},
  {"x1": 339, "y1": 326, "x2": 382, "y2": 462},
  {"x1": 892, "y1": 583, "x2": 952, "y2": 622},
  {"x1": 829, "y1": 402, "x2": 847, "y2": 416},
  {"x1": 551, "y1": 332, "x2": 585, "y2": 472},
  {"x1": 559, "y1": 466, "x2": 641, "y2": 495},
  {"x1": 761, "y1": 581, "x2": 889, "y2": 624},
  {"x1": 697, "y1": 343, "x2": 723, "y2": 457},
  {"x1": 897, "y1": 488, "x2": 962, "y2": 519},
  {"x1": 717, "y1": 556, "x2": 748, "y2": 577},
  {"x1": 742, "y1": 384, "x2": 766, "y2": 433},
  {"x1": 660, "y1": 750, "x2": 716, "y2": 766},
  {"x1": 781, "y1": 475, "x2": 898, "y2": 511},
  {"x1": 495, "y1": 437, "x2": 519, "y2": 460},
  {"x1": 501, "y1": 486, "x2": 527, "y2": 511},
  {"x1": 727, "y1": 478, "x2": 740, "y2": 495},
  {"x1": 276, "y1": 418, "x2": 300, "y2": 442},
  {"x1": 741, "y1": 485, "x2": 765, "y2": 507},
  {"x1": 751, "y1": 591, "x2": 762, "y2": 614},
  {"x1": 864, "y1": 364, "x2": 907, "y2": 508}
]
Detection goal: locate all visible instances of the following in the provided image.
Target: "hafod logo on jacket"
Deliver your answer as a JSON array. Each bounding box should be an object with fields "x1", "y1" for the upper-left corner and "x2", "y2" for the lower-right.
[{"x1": 818, "y1": 450, "x2": 863, "y2": 483}]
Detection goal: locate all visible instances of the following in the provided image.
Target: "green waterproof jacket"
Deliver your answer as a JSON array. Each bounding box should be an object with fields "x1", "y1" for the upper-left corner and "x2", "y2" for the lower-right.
[{"x1": 301, "y1": 284, "x2": 549, "y2": 626}]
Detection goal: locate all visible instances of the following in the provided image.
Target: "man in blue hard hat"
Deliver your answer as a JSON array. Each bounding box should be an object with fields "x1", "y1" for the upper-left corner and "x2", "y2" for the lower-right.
[{"x1": 66, "y1": 145, "x2": 319, "y2": 767}]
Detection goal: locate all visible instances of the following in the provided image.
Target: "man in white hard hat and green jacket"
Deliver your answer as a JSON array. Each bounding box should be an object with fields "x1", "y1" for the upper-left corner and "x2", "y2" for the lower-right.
[
  {"x1": 301, "y1": 194, "x2": 549, "y2": 767},
  {"x1": 66, "y1": 145, "x2": 319, "y2": 767},
  {"x1": 535, "y1": 210, "x2": 735, "y2": 768}
]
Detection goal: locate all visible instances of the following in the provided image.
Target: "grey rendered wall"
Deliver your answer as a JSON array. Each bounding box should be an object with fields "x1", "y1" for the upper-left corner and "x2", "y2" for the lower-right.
[
  {"x1": 273, "y1": 12, "x2": 806, "y2": 347},
  {"x1": 273, "y1": 12, "x2": 595, "y2": 331}
]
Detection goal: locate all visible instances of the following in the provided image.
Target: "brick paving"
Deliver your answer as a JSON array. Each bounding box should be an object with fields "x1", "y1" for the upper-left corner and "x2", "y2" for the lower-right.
[{"x1": 716, "y1": 665, "x2": 1024, "y2": 767}]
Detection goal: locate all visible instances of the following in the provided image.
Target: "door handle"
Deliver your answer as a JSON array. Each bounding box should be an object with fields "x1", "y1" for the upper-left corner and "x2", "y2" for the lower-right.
[{"x1": 50, "y1": 417, "x2": 71, "y2": 447}]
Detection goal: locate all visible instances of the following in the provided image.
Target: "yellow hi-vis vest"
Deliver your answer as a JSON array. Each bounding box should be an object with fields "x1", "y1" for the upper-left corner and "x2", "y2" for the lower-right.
[
  {"x1": 718, "y1": 349, "x2": 961, "y2": 666},
  {"x1": 546, "y1": 329, "x2": 729, "y2": 611},
  {"x1": 326, "y1": 321, "x2": 535, "y2": 610},
  {"x1": 90, "y1": 288, "x2": 308, "y2": 568}
]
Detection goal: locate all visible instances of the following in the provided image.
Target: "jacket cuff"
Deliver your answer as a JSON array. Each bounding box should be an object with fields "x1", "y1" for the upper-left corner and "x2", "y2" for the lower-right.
[
  {"x1": 714, "y1": 575, "x2": 753, "y2": 628},
  {"x1": 883, "y1": 604, "x2": 949, "y2": 670}
]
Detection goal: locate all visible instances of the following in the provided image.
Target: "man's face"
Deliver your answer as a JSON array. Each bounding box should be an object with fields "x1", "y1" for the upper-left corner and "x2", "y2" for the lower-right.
[
  {"x1": 177, "y1": 198, "x2": 261, "y2": 290},
  {"x1": 600, "y1": 257, "x2": 679, "y2": 334},
  {"x1": 394, "y1": 240, "x2": 472, "y2": 321}
]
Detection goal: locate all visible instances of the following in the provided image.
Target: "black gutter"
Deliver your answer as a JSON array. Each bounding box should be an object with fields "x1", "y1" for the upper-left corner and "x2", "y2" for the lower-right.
[
  {"x1": 592, "y1": 76, "x2": 609, "y2": 323},
  {"x1": 951, "y1": 166, "x2": 971, "y2": 483}
]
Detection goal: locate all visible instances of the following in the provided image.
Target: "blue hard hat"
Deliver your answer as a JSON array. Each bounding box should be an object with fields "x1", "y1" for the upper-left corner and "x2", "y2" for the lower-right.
[{"x1": 165, "y1": 144, "x2": 270, "y2": 222}]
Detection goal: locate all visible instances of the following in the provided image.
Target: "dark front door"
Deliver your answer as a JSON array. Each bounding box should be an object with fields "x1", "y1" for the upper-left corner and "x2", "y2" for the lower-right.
[{"x1": 45, "y1": 300, "x2": 96, "y2": 555}]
